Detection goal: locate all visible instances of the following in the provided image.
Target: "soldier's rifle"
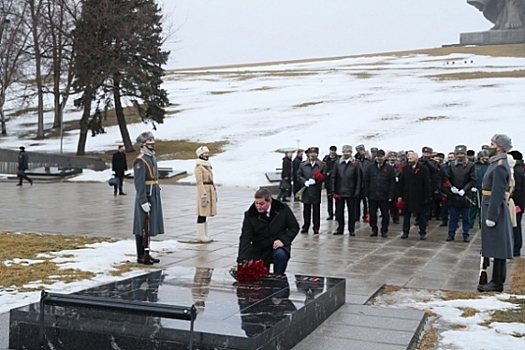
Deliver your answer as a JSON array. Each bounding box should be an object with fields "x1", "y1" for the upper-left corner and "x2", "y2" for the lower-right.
[{"x1": 143, "y1": 213, "x2": 152, "y2": 265}]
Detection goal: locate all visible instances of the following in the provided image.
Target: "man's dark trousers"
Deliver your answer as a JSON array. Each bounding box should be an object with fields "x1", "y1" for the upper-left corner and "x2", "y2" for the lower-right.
[
  {"x1": 303, "y1": 204, "x2": 321, "y2": 232},
  {"x1": 402, "y1": 211, "x2": 427, "y2": 236},
  {"x1": 369, "y1": 199, "x2": 390, "y2": 235},
  {"x1": 272, "y1": 248, "x2": 289, "y2": 275},
  {"x1": 336, "y1": 197, "x2": 356, "y2": 233}
]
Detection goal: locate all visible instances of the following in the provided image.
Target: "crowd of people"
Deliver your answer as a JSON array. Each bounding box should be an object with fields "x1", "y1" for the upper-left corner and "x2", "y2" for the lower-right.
[{"x1": 276, "y1": 139, "x2": 523, "y2": 258}]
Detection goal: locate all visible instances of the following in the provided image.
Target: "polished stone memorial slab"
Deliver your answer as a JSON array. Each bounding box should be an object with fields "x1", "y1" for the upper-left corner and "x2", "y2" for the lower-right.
[{"x1": 9, "y1": 267, "x2": 345, "y2": 350}]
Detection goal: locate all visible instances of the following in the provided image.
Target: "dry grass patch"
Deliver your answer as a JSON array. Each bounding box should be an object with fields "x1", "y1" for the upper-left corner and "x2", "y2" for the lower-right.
[
  {"x1": 479, "y1": 297, "x2": 525, "y2": 327},
  {"x1": 459, "y1": 307, "x2": 479, "y2": 318},
  {"x1": 418, "y1": 116, "x2": 448, "y2": 122},
  {"x1": 426, "y1": 70, "x2": 525, "y2": 80},
  {"x1": 293, "y1": 101, "x2": 323, "y2": 108},
  {"x1": 417, "y1": 325, "x2": 440, "y2": 350},
  {"x1": 509, "y1": 257, "x2": 525, "y2": 294},
  {"x1": 451, "y1": 323, "x2": 467, "y2": 329},
  {"x1": 380, "y1": 115, "x2": 401, "y2": 121},
  {"x1": 209, "y1": 90, "x2": 235, "y2": 95},
  {"x1": 153, "y1": 139, "x2": 229, "y2": 161},
  {"x1": 442, "y1": 290, "x2": 482, "y2": 301},
  {"x1": 250, "y1": 86, "x2": 274, "y2": 91},
  {"x1": 351, "y1": 72, "x2": 373, "y2": 79},
  {"x1": 0, "y1": 232, "x2": 112, "y2": 291}
]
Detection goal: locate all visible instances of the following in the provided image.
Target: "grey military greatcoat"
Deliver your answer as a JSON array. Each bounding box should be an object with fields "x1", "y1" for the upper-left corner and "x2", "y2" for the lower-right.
[
  {"x1": 481, "y1": 153, "x2": 513, "y2": 259},
  {"x1": 133, "y1": 150, "x2": 165, "y2": 237}
]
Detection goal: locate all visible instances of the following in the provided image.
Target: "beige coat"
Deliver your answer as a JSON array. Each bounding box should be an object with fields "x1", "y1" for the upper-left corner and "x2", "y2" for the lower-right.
[
  {"x1": 195, "y1": 160, "x2": 217, "y2": 217},
  {"x1": 506, "y1": 155, "x2": 517, "y2": 227}
]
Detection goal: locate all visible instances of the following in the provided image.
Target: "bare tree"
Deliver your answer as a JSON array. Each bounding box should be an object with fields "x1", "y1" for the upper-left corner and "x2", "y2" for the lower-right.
[
  {"x1": 0, "y1": 0, "x2": 31, "y2": 135},
  {"x1": 27, "y1": 0, "x2": 45, "y2": 138}
]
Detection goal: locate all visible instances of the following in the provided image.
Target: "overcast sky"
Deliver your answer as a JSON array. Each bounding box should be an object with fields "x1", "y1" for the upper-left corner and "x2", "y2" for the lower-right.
[{"x1": 162, "y1": 0, "x2": 491, "y2": 69}]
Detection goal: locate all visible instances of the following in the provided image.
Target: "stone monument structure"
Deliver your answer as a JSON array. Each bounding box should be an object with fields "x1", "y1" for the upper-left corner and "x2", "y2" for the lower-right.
[{"x1": 461, "y1": 0, "x2": 525, "y2": 45}]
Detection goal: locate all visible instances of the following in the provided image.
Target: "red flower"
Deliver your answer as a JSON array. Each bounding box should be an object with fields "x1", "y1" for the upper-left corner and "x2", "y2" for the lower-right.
[
  {"x1": 333, "y1": 194, "x2": 342, "y2": 200},
  {"x1": 396, "y1": 201, "x2": 405, "y2": 210},
  {"x1": 443, "y1": 181, "x2": 451, "y2": 188},
  {"x1": 442, "y1": 194, "x2": 449, "y2": 202},
  {"x1": 230, "y1": 259, "x2": 269, "y2": 282},
  {"x1": 313, "y1": 172, "x2": 324, "y2": 181}
]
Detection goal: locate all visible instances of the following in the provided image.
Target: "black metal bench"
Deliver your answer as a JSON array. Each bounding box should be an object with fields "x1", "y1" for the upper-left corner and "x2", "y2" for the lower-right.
[{"x1": 39, "y1": 290, "x2": 197, "y2": 350}]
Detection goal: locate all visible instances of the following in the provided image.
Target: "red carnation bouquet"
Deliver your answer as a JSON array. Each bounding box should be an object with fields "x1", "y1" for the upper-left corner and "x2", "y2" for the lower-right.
[
  {"x1": 229, "y1": 259, "x2": 269, "y2": 282},
  {"x1": 295, "y1": 171, "x2": 324, "y2": 199},
  {"x1": 396, "y1": 200, "x2": 405, "y2": 210}
]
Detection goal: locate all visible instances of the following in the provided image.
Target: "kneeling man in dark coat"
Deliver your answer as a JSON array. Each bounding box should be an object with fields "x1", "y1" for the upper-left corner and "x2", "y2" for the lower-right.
[{"x1": 237, "y1": 188, "x2": 300, "y2": 275}]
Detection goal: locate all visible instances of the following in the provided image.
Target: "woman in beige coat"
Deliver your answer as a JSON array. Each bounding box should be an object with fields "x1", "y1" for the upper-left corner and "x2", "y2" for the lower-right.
[{"x1": 195, "y1": 146, "x2": 217, "y2": 242}]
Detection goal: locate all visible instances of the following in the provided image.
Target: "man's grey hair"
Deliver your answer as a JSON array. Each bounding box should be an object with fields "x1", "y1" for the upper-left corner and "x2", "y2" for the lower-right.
[
  {"x1": 254, "y1": 188, "x2": 272, "y2": 201},
  {"x1": 407, "y1": 151, "x2": 419, "y2": 158}
]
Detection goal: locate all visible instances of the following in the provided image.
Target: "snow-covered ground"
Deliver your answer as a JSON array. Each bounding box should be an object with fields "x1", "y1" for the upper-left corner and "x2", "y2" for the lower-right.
[
  {"x1": 374, "y1": 289, "x2": 525, "y2": 350},
  {"x1": 2, "y1": 52, "x2": 525, "y2": 187},
  {"x1": 0, "y1": 238, "x2": 185, "y2": 314}
]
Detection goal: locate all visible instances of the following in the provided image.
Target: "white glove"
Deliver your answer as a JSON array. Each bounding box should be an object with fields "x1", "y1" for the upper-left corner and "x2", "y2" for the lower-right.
[
  {"x1": 201, "y1": 195, "x2": 209, "y2": 207},
  {"x1": 450, "y1": 186, "x2": 459, "y2": 194},
  {"x1": 485, "y1": 219, "x2": 496, "y2": 227},
  {"x1": 471, "y1": 188, "x2": 478, "y2": 193},
  {"x1": 307, "y1": 179, "x2": 316, "y2": 186},
  {"x1": 141, "y1": 202, "x2": 151, "y2": 213},
  {"x1": 304, "y1": 181, "x2": 310, "y2": 188},
  {"x1": 458, "y1": 189, "x2": 465, "y2": 197}
]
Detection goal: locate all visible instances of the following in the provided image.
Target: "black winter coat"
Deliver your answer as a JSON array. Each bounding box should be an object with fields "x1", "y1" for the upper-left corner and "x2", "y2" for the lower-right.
[
  {"x1": 512, "y1": 160, "x2": 525, "y2": 209},
  {"x1": 18, "y1": 151, "x2": 28, "y2": 170},
  {"x1": 112, "y1": 151, "x2": 128, "y2": 176},
  {"x1": 443, "y1": 161, "x2": 477, "y2": 208},
  {"x1": 281, "y1": 156, "x2": 292, "y2": 180},
  {"x1": 331, "y1": 158, "x2": 361, "y2": 198},
  {"x1": 297, "y1": 160, "x2": 326, "y2": 204},
  {"x1": 237, "y1": 199, "x2": 299, "y2": 267},
  {"x1": 398, "y1": 163, "x2": 430, "y2": 213},
  {"x1": 292, "y1": 156, "x2": 302, "y2": 181},
  {"x1": 322, "y1": 154, "x2": 340, "y2": 189},
  {"x1": 418, "y1": 157, "x2": 439, "y2": 195},
  {"x1": 363, "y1": 162, "x2": 396, "y2": 201}
]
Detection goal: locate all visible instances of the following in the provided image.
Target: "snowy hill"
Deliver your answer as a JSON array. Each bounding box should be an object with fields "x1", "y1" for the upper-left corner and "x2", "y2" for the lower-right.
[{"x1": 2, "y1": 48, "x2": 525, "y2": 187}]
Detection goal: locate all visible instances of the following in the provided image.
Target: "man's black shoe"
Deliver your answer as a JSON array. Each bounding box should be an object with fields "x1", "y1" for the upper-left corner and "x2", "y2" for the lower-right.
[
  {"x1": 119, "y1": 192, "x2": 127, "y2": 196},
  {"x1": 313, "y1": 230, "x2": 319, "y2": 235},
  {"x1": 370, "y1": 232, "x2": 378, "y2": 237},
  {"x1": 16, "y1": 184, "x2": 22, "y2": 186},
  {"x1": 349, "y1": 231, "x2": 356, "y2": 236},
  {"x1": 381, "y1": 233, "x2": 388, "y2": 238},
  {"x1": 326, "y1": 216, "x2": 333, "y2": 221},
  {"x1": 400, "y1": 233, "x2": 409, "y2": 239},
  {"x1": 300, "y1": 228, "x2": 308, "y2": 234},
  {"x1": 393, "y1": 219, "x2": 399, "y2": 224},
  {"x1": 477, "y1": 281, "x2": 503, "y2": 293},
  {"x1": 419, "y1": 234, "x2": 427, "y2": 240},
  {"x1": 463, "y1": 237, "x2": 470, "y2": 243},
  {"x1": 333, "y1": 231, "x2": 343, "y2": 235},
  {"x1": 137, "y1": 256, "x2": 160, "y2": 264},
  {"x1": 446, "y1": 236, "x2": 454, "y2": 241},
  {"x1": 439, "y1": 222, "x2": 448, "y2": 227}
]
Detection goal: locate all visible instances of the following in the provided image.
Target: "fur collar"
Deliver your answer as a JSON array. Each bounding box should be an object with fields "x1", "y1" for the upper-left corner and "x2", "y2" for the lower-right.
[
  {"x1": 196, "y1": 158, "x2": 212, "y2": 168},
  {"x1": 247, "y1": 198, "x2": 285, "y2": 217}
]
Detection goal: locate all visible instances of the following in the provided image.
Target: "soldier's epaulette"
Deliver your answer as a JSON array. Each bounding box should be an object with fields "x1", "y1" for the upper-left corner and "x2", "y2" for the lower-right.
[{"x1": 498, "y1": 159, "x2": 504, "y2": 165}]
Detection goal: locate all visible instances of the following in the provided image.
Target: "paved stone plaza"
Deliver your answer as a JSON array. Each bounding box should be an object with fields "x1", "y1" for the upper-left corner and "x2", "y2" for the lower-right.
[{"x1": 0, "y1": 180, "x2": 513, "y2": 349}]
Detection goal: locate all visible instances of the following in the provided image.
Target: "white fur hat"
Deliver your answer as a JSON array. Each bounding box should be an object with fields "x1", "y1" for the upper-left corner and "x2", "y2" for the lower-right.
[
  {"x1": 136, "y1": 131, "x2": 154, "y2": 144},
  {"x1": 196, "y1": 146, "x2": 210, "y2": 157}
]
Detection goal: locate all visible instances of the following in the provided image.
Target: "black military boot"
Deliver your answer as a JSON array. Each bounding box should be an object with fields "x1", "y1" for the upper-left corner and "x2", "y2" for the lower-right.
[
  {"x1": 477, "y1": 259, "x2": 504, "y2": 292},
  {"x1": 136, "y1": 235, "x2": 145, "y2": 264}
]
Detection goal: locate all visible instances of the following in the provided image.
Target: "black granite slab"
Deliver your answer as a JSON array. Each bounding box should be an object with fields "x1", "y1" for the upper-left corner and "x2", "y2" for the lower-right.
[{"x1": 9, "y1": 267, "x2": 345, "y2": 350}]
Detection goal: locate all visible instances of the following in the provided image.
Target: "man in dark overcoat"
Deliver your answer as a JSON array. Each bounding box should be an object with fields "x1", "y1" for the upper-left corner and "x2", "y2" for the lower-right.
[
  {"x1": 112, "y1": 145, "x2": 128, "y2": 195},
  {"x1": 133, "y1": 131, "x2": 164, "y2": 264},
  {"x1": 17, "y1": 146, "x2": 33, "y2": 186},
  {"x1": 508, "y1": 150, "x2": 525, "y2": 257},
  {"x1": 331, "y1": 145, "x2": 361, "y2": 235},
  {"x1": 277, "y1": 152, "x2": 293, "y2": 202},
  {"x1": 398, "y1": 151, "x2": 430, "y2": 240},
  {"x1": 322, "y1": 145, "x2": 340, "y2": 220},
  {"x1": 478, "y1": 134, "x2": 514, "y2": 292},
  {"x1": 443, "y1": 145, "x2": 477, "y2": 242},
  {"x1": 297, "y1": 147, "x2": 326, "y2": 234},
  {"x1": 363, "y1": 149, "x2": 396, "y2": 237},
  {"x1": 237, "y1": 188, "x2": 299, "y2": 275},
  {"x1": 292, "y1": 149, "x2": 304, "y2": 201}
]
